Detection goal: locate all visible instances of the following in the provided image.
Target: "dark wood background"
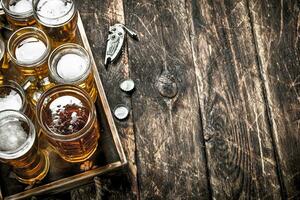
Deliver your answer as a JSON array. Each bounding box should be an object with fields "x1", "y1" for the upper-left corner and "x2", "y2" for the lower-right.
[{"x1": 52, "y1": 0, "x2": 300, "y2": 199}]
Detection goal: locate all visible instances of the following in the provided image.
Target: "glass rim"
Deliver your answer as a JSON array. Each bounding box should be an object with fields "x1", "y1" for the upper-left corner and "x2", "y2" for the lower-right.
[
  {"x1": 32, "y1": 0, "x2": 77, "y2": 27},
  {"x1": 36, "y1": 84, "x2": 96, "y2": 141},
  {"x1": 7, "y1": 26, "x2": 51, "y2": 67},
  {"x1": 0, "y1": 110, "x2": 36, "y2": 160},
  {"x1": 49, "y1": 43, "x2": 91, "y2": 85},
  {"x1": 0, "y1": 36, "x2": 5, "y2": 62},
  {"x1": 0, "y1": 80, "x2": 27, "y2": 113},
  {"x1": 1, "y1": 0, "x2": 33, "y2": 19}
]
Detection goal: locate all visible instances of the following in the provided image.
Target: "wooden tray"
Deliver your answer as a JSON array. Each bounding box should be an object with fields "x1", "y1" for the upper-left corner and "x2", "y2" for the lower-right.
[{"x1": 0, "y1": 14, "x2": 127, "y2": 200}]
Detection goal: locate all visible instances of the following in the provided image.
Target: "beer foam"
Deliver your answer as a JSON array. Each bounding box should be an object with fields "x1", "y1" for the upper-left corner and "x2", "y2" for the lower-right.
[
  {"x1": 0, "y1": 87, "x2": 23, "y2": 111},
  {"x1": 9, "y1": 0, "x2": 33, "y2": 13},
  {"x1": 36, "y1": 0, "x2": 74, "y2": 25},
  {"x1": 49, "y1": 95, "x2": 83, "y2": 115},
  {"x1": 15, "y1": 37, "x2": 47, "y2": 65},
  {"x1": 56, "y1": 53, "x2": 88, "y2": 82},
  {"x1": 46, "y1": 95, "x2": 89, "y2": 135},
  {"x1": 0, "y1": 118, "x2": 27, "y2": 151}
]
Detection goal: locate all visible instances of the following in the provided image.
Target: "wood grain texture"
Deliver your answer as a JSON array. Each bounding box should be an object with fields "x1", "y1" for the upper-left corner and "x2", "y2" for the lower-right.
[
  {"x1": 77, "y1": 0, "x2": 138, "y2": 199},
  {"x1": 43, "y1": 0, "x2": 300, "y2": 199},
  {"x1": 188, "y1": 0, "x2": 282, "y2": 198},
  {"x1": 249, "y1": 0, "x2": 300, "y2": 198},
  {"x1": 124, "y1": 0, "x2": 210, "y2": 199}
]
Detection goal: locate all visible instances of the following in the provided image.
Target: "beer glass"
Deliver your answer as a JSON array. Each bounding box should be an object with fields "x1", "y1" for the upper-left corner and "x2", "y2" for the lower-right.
[
  {"x1": 0, "y1": 80, "x2": 32, "y2": 118},
  {"x1": 7, "y1": 27, "x2": 50, "y2": 82},
  {"x1": 1, "y1": 0, "x2": 36, "y2": 28},
  {"x1": 0, "y1": 110, "x2": 49, "y2": 184},
  {"x1": 48, "y1": 43, "x2": 97, "y2": 102},
  {"x1": 32, "y1": 0, "x2": 78, "y2": 48},
  {"x1": 36, "y1": 85, "x2": 100, "y2": 163}
]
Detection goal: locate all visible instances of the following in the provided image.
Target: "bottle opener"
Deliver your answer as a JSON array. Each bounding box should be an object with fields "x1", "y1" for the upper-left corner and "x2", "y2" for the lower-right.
[{"x1": 104, "y1": 23, "x2": 138, "y2": 68}]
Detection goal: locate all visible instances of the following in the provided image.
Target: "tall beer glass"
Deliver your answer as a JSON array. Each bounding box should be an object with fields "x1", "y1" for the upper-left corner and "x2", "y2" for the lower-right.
[
  {"x1": 32, "y1": 0, "x2": 78, "y2": 48},
  {"x1": 0, "y1": 110, "x2": 49, "y2": 184},
  {"x1": 36, "y1": 85, "x2": 100, "y2": 163},
  {"x1": 7, "y1": 27, "x2": 50, "y2": 82},
  {"x1": 48, "y1": 43, "x2": 97, "y2": 102},
  {"x1": 1, "y1": 0, "x2": 36, "y2": 28}
]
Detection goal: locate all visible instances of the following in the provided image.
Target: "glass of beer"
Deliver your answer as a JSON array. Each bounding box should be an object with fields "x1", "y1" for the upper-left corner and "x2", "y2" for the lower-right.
[
  {"x1": 36, "y1": 84, "x2": 100, "y2": 163},
  {"x1": 1, "y1": 0, "x2": 36, "y2": 28},
  {"x1": 0, "y1": 80, "x2": 32, "y2": 118},
  {"x1": 0, "y1": 110, "x2": 49, "y2": 184},
  {"x1": 32, "y1": 0, "x2": 78, "y2": 48},
  {"x1": 49, "y1": 43, "x2": 97, "y2": 102},
  {"x1": 7, "y1": 27, "x2": 50, "y2": 82}
]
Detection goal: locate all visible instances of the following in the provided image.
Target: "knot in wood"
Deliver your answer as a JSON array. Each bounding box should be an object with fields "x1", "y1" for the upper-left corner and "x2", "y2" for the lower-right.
[{"x1": 156, "y1": 73, "x2": 178, "y2": 98}]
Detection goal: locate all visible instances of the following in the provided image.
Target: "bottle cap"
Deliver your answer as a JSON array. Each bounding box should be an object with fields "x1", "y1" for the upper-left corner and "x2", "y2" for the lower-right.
[
  {"x1": 119, "y1": 79, "x2": 135, "y2": 93},
  {"x1": 113, "y1": 105, "x2": 129, "y2": 120}
]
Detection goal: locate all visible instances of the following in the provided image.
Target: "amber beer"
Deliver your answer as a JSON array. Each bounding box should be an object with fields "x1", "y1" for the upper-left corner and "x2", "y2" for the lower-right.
[
  {"x1": 1, "y1": 0, "x2": 36, "y2": 28},
  {"x1": 49, "y1": 43, "x2": 97, "y2": 102},
  {"x1": 7, "y1": 27, "x2": 50, "y2": 82},
  {"x1": 0, "y1": 110, "x2": 49, "y2": 184},
  {"x1": 32, "y1": 0, "x2": 78, "y2": 48},
  {"x1": 36, "y1": 85, "x2": 100, "y2": 163}
]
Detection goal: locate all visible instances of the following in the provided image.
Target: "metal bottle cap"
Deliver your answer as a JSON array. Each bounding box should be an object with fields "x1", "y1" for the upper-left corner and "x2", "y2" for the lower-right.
[
  {"x1": 113, "y1": 105, "x2": 129, "y2": 120},
  {"x1": 119, "y1": 79, "x2": 135, "y2": 93}
]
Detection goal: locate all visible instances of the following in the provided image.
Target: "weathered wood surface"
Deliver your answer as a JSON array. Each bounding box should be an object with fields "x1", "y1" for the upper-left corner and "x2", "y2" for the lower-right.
[
  {"x1": 188, "y1": 0, "x2": 282, "y2": 199},
  {"x1": 249, "y1": 0, "x2": 300, "y2": 198},
  {"x1": 49, "y1": 0, "x2": 299, "y2": 199},
  {"x1": 124, "y1": 0, "x2": 210, "y2": 199},
  {"x1": 74, "y1": 0, "x2": 138, "y2": 199}
]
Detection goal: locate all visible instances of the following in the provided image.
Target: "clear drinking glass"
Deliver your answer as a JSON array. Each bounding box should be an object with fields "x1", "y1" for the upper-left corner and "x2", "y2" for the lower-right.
[
  {"x1": 0, "y1": 110, "x2": 49, "y2": 184},
  {"x1": 7, "y1": 27, "x2": 50, "y2": 82},
  {"x1": 32, "y1": 0, "x2": 78, "y2": 48},
  {"x1": 48, "y1": 43, "x2": 97, "y2": 102},
  {"x1": 1, "y1": 0, "x2": 36, "y2": 28},
  {"x1": 36, "y1": 84, "x2": 100, "y2": 163}
]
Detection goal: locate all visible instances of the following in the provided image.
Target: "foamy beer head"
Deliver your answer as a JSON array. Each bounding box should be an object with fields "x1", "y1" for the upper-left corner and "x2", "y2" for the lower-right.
[
  {"x1": 1, "y1": 0, "x2": 36, "y2": 28},
  {"x1": 32, "y1": 0, "x2": 78, "y2": 47},
  {"x1": 7, "y1": 27, "x2": 50, "y2": 80},
  {"x1": 48, "y1": 43, "x2": 97, "y2": 101}
]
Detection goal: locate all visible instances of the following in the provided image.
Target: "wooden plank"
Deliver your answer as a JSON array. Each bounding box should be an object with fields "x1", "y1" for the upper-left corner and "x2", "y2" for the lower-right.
[
  {"x1": 124, "y1": 0, "x2": 210, "y2": 199},
  {"x1": 76, "y1": 0, "x2": 138, "y2": 199},
  {"x1": 249, "y1": 0, "x2": 300, "y2": 198},
  {"x1": 188, "y1": 0, "x2": 282, "y2": 198}
]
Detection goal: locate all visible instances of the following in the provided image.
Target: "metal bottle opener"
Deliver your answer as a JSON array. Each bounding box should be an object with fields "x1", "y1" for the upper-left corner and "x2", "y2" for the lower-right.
[{"x1": 104, "y1": 23, "x2": 138, "y2": 67}]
